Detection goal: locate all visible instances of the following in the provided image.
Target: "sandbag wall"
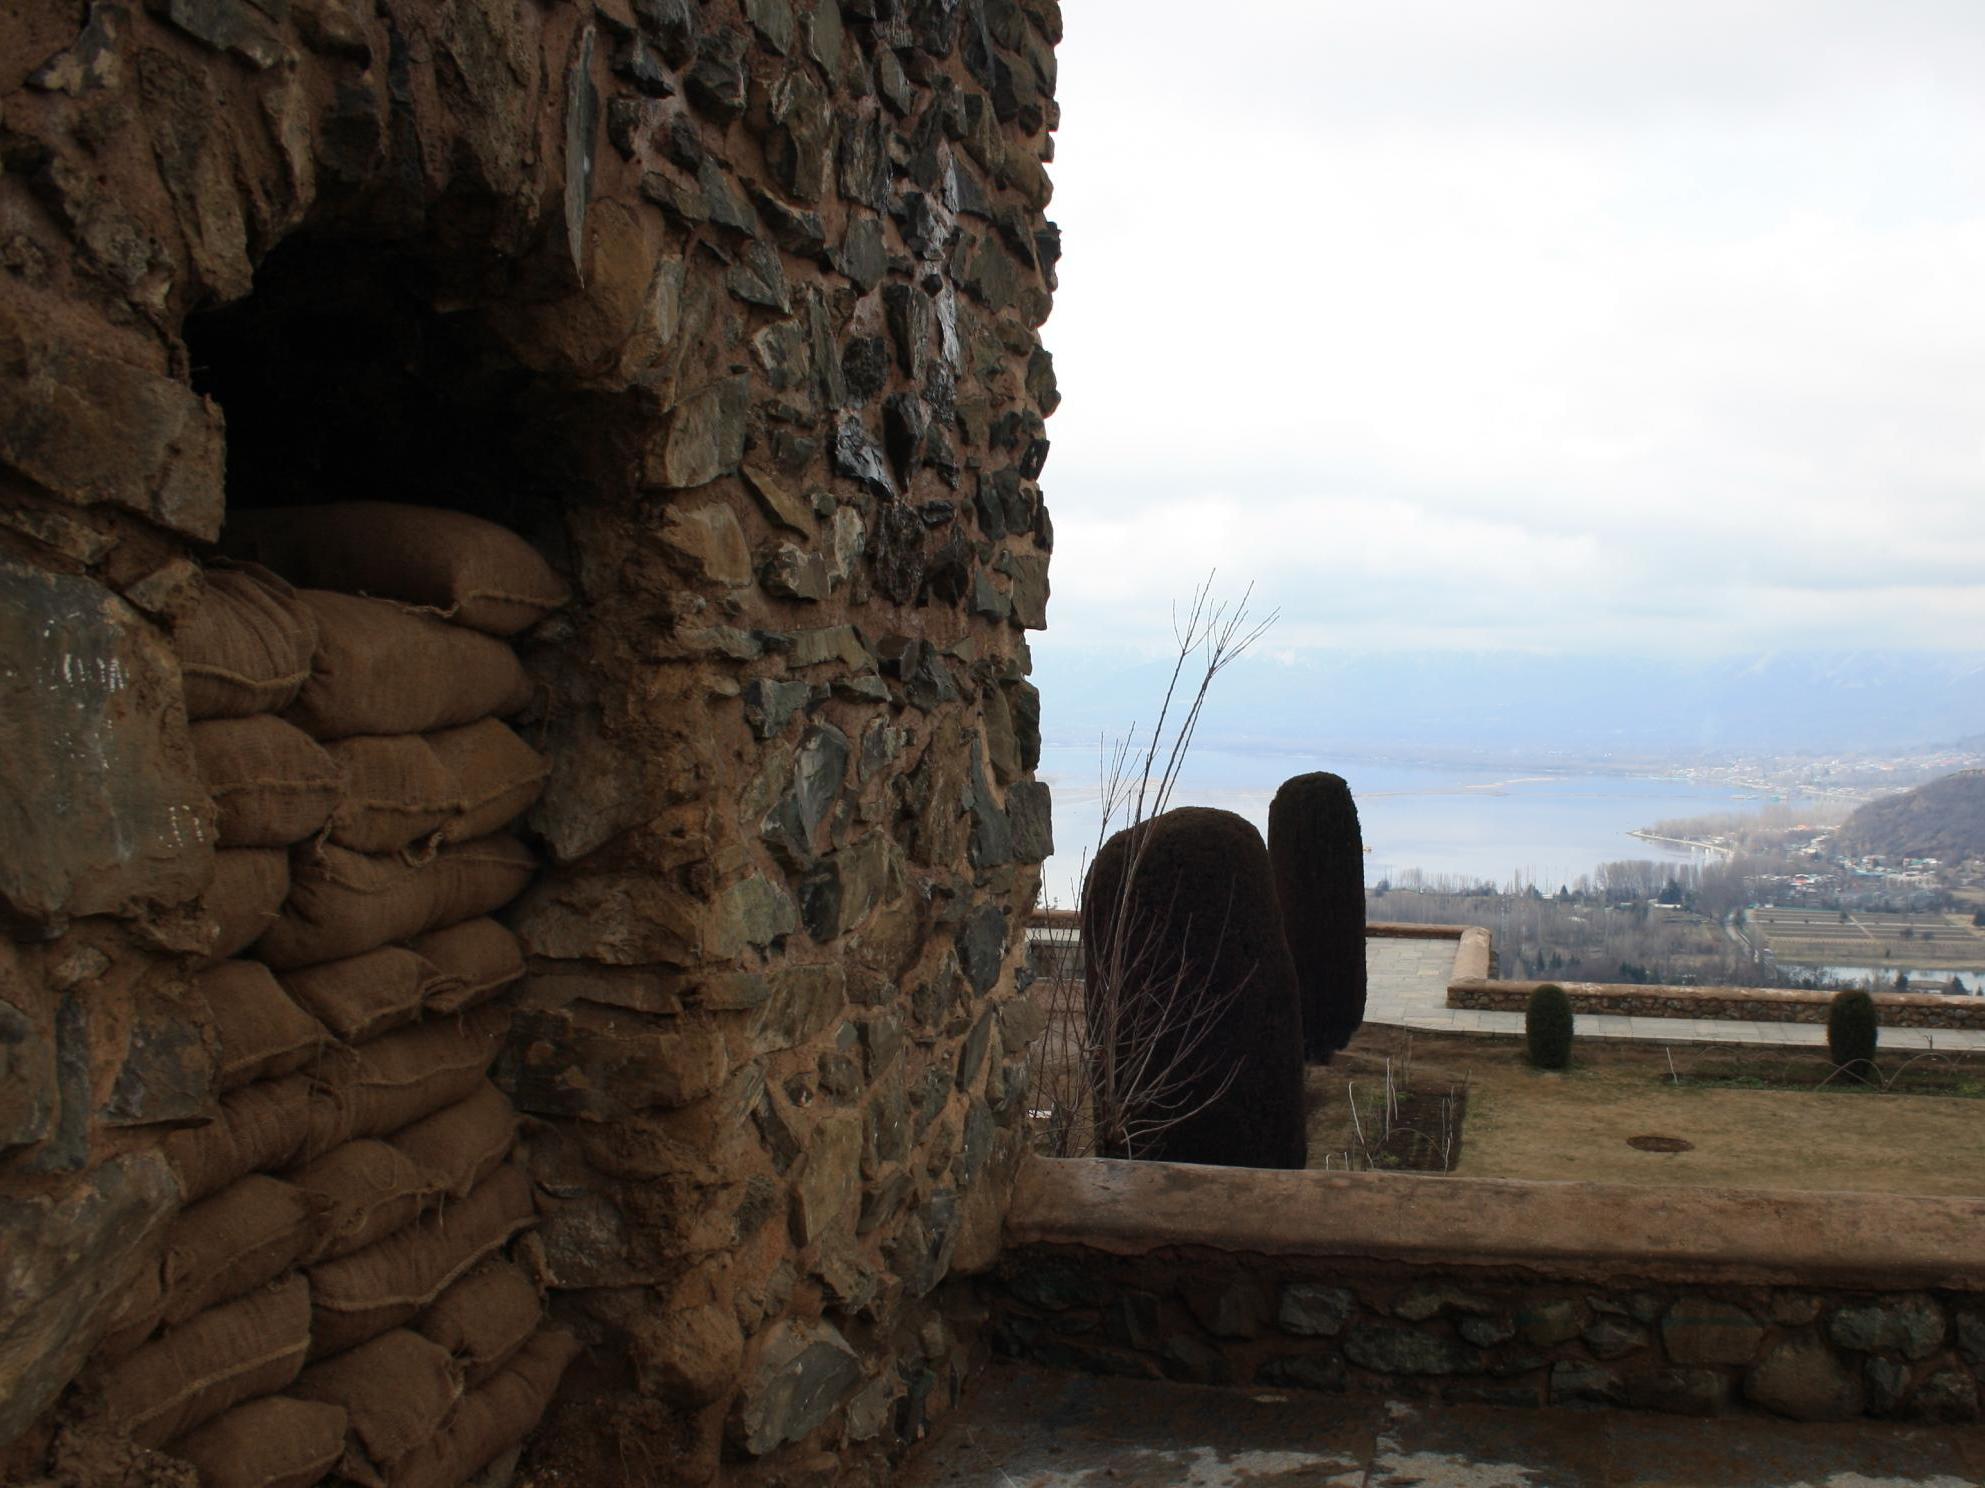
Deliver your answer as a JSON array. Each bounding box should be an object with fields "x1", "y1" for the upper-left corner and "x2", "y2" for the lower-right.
[{"x1": 86, "y1": 505, "x2": 577, "y2": 1488}]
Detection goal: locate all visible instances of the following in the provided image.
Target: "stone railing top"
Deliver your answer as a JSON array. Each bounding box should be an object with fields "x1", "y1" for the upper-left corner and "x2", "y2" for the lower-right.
[
  {"x1": 1365, "y1": 921, "x2": 1471, "y2": 939},
  {"x1": 1024, "y1": 914, "x2": 1477, "y2": 940},
  {"x1": 1450, "y1": 975, "x2": 1984, "y2": 1015},
  {"x1": 1005, "y1": 1155, "x2": 1985, "y2": 1292}
]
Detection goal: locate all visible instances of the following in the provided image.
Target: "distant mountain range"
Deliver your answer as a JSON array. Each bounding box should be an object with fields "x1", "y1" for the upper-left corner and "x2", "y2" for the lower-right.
[
  {"x1": 1030, "y1": 647, "x2": 1985, "y2": 761},
  {"x1": 1835, "y1": 772, "x2": 1985, "y2": 863}
]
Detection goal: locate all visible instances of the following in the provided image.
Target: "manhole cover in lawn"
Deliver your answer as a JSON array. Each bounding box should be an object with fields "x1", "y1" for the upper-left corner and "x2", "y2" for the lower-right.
[{"x1": 1627, "y1": 1134, "x2": 1694, "y2": 1153}]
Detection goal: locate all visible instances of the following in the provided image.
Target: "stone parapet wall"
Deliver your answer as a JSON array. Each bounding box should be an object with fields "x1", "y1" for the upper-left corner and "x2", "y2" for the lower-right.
[
  {"x1": 1366, "y1": 921, "x2": 1474, "y2": 940},
  {"x1": 1, "y1": 1, "x2": 1060, "y2": 1482},
  {"x1": 1449, "y1": 977, "x2": 1985, "y2": 1030},
  {"x1": 984, "y1": 1159, "x2": 1985, "y2": 1424},
  {"x1": 989, "y1": 1244, "x2": 1985, "y2": 1423}
]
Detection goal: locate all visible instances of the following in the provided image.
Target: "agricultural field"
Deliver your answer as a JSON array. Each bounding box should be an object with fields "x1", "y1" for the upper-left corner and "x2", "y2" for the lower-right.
[{"x1": 1749, "y1": 906, "x2": 1985, "y2": 974}]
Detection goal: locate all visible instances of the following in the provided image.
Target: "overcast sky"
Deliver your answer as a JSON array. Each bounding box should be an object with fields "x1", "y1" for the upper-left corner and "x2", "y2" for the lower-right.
[{"x1": 1034, "y1": 2, "x2": 1985, "y2": 659}]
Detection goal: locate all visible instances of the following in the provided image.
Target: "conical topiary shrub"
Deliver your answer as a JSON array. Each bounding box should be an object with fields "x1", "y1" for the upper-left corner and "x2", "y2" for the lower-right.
[
  {"x1": 1828, "y1": 988, "x2": 1878, "y2": 1081},
  {"x1": 1081, "y1": 806, "x2": 1307, "y2": 1168},
  {"x1": 1526, "y1": 983, "x2": 1573, "y2": 1070},
  {"x1": 1267, "y1": 771, "x2": 1367, "y2": 1062}
]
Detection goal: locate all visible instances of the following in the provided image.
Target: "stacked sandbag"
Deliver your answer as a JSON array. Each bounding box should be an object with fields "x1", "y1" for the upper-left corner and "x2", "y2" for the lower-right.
[
  {"x1": 174, "y1": 564, "x2": 319, "y2": 722},
  {"x1": 172, "y1": 1396, "x2": 349, "y2": 1488},
  {"x1": 176, "y1": 567, "x2": 331, "y2": 963},
  {"x1": 117, "y1": 506, "x2": 573, "y2": 1487},
  {"x1": 221, "y1": 501, "x2": 571, "y2": 637},
  {"x1": 195, "y1": 961, "x2": 331, "y2": 1090},
  {"x1": 100, "y1": 1275, "x2": 313, "y2": 1450},
  {"x1": 192, "y1": 716, "x2": 345, "y2": 849},
  {"x1": 281, "y1": 590, "x2": 535, "y2": 740},
  {"x1": 292, "y1": 1328, "x2": 465, "y2": 1484},
  {"x1": 256, "y1": 836, "x2": 537, "y2": 970},
  {"x1": 387, "y1": 1328, "x2": 581, "y2": 1488}
]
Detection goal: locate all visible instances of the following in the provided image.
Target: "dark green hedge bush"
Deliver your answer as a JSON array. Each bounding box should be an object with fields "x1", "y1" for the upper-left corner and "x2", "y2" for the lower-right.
[
  {"x1": 1267, "y1": 772, "x2": 1367, "y2": 1062},
  {"x1": 1526, "y1": 983, "x2": 1573, "y2": 1070},
  {"x1": 1828, "y1": 988, "x2": 1878, "y2": 1080},
  {"x1": 1082, "y1": 807, "x2": 1307, "y2": 1168}
]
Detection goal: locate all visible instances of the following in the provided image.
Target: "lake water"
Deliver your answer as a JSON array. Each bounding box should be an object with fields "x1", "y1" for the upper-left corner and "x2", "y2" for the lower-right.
[{"x1": 1036, "y1": 746, "x2": 1796, "y2": 904}]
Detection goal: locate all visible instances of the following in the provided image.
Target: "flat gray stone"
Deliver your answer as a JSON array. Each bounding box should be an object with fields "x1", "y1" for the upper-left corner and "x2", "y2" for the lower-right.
[
  {"x1": 1279, "y1": 1283, "x2": 1354, "y2": 1338},
  {"x1": 1662, "y1": 1297, "x2": 1766, "y2": 1366},
  {"x1": 0, "y1": 561, "x2": 213, "y2": 922},
  {"x1": 1831, "y1": 1296, "x2": 1945, "y2": 1361},
  {"x1": 732, "y1": 1317, "x2": 862, "y2": 1455},
  {"x1": 0, "y1": 1152, "x2": 180, "y2": 1441},
  {"x1": 1747, "y1": 1333, "x2": 1865, "y2": 1422}
]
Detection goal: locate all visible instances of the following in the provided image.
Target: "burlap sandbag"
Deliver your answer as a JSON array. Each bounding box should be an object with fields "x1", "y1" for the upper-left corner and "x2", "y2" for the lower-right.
[
  {"x1": 255, "y1": 836, "x2": 536, "y2": 970},
  {"x1": 101, "y1": 1272, "x2": 312, "y2": 1448},
  {"x1": 322, "y1": 734, "x2": 457, "y2": 853},
  {"x1": 407, "y1": 918, "x2": 525, "y2": 1016},
  {"x1": 175, "y1": 566, "x2": 320, "y2": 721},
  {"x1": 414, "y1": 1261, "x2": 543, "y2": 1388},
  {"x1": 426, "y1": 719, "x2": 549, "y2": 843},
  {"x1": 202, "y1": 848, "x2": 291, "y2": 960},
  {"x1": 290, "y1": 1140, "x2": 434, "y2": 1264},
  {"x1": 195, "y1": 960, "x2": 331, "y2": 1091},
  {"x1": 280, "y1": 947, "x2": 443, "y2": 1045},
  {"x1": 191, "y1": 715, "x2": 345, "y2": 848},
  {"x1": 93, "y1": 1249, "x2": 168, "y2": 1365},
  {"x1": 293, "y1": 1328, "x2": 464, "y2": 1486},
  {"x1": 168, "y1": 1395, "x2": 347, "y2": 1488},
  {"x1": 160, "y1": 1174, "x2": 323, "y2": 1329},
  {"x1": 165, "y1": 1074, "x2": 315, "y2": 1204},
  {"x1": 314, "y1": 1004, "x2": 509, "y2": 1142},
  {"x1": 283, "y1": 590, "x2": 535, "y2": 740},
  {"x1": 389, "y1": 1327, "x2": 582, "y2": 1488},
  {"x1": 388, "y1": 1082, "x2": 517, "y2": 1201},
  {"x1": 306, "y1": 1165, "x2": 535, "y2": 1358},
  {"x1": 427, "y1": 834, "x2": 537, "y2": 931},
  {"x1": 222, "y1": 503, "x2": 570, "y2": 637}
]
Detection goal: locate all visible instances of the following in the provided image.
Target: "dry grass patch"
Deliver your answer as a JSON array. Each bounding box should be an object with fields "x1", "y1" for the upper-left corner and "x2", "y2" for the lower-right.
[{"x1": 1310, "y1": 1025, "x2": 1985, "y2": 1197}]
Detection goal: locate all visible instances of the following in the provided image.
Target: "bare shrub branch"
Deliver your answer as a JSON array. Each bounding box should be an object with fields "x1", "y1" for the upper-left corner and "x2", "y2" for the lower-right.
[{"x1": 1025, "y1": 576, "x2": 1277, "y2": 1159}]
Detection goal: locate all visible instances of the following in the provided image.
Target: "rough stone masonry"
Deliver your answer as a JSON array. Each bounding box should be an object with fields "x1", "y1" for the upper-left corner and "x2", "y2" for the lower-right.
[{"x1": 0, "y1": 1, "x2": 1061, "y2": 1483}]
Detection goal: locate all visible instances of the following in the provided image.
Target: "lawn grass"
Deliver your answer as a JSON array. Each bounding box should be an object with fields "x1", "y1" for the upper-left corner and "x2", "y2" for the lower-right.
[{"x1": 1307, "y1": 1024, "x2": 1985, "y2": 1197}]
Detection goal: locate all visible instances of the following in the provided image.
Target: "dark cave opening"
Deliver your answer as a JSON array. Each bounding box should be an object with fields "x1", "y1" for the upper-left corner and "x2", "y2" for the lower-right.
[{"x1": 182, "y1": 233, "x2": 575, "y2": 558}]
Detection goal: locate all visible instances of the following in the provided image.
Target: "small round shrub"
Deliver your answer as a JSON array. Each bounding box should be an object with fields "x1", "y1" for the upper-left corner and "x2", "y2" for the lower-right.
[
  {"x1": 1828, "y1": 988, "x2": 1878, "y2": 1081},
  {"x1": 1526, "y1": 983, "x2": 1573, "y2": 1070}
]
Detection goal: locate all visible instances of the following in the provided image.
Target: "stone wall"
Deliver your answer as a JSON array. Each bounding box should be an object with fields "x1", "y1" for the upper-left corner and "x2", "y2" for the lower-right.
[
  {"x1": 987, "y1": 1159, "x2": 1985, "y2": 1426},
  {"x1": 988, "y1": 1246, "x2": 1985, "y2": 1424},
  {"x1": 1, "y1": 1, "x2": 1059, "y2": 1483},
  {"x1": 1449, "y1": 978, "x2": 1985, "y2": 1029}
]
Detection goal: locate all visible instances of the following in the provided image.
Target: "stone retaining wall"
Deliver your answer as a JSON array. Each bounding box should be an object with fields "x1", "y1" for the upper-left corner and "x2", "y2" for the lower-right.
[
  {"x1": 1449, "y1": 978, "x2": 1985, "y2": 1030},
  {"x1": 1, "y1": 2, "x2": 1061, "y2": 1482},
  {"x1": 982, "y1": 1158, "x2": 1985, "y2": 1425}
]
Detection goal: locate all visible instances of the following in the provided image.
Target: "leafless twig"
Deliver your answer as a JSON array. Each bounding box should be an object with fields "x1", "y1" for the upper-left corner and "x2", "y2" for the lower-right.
[{"x1": 1025, "y1": 576, "x2": 1278, "y2": 1159}]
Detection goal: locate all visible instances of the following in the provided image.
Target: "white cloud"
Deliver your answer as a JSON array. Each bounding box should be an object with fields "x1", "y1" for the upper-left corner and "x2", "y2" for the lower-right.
[{"x1": 1034, "y1": 1, "x2": 1985, "y2": 660}]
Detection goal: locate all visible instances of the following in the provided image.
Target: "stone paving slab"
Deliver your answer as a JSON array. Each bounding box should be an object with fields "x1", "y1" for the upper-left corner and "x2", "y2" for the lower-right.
[
  {"x1": 1365, "y1": 940, "x2": 1985, "y2": 1052},
  {"x1": 897, "y1": 1363, "x2": 1985, "y2": 1488}
]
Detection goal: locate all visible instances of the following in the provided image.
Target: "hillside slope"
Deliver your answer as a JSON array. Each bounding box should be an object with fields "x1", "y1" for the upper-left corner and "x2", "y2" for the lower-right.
[{"x1": 1835, "y1": 771, "x2": 1985, "y2": 862}]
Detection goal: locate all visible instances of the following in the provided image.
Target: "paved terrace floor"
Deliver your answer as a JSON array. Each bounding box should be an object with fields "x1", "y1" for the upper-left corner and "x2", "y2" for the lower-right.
[
  {"x1": 900, "y1": 1363, "x2": 1985, "y2": 1488},
  {"x1": 1367, "y1": 938, "x2": 1985, "y2": 1052}
]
